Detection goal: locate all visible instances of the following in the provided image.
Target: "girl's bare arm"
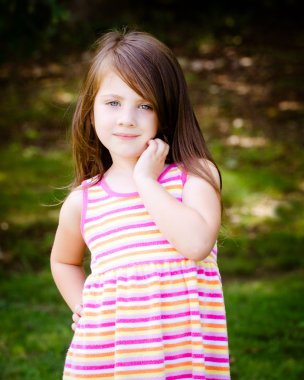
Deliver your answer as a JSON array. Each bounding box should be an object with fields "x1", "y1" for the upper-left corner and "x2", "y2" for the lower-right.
[
  {"x1": 50, "y1": 189, "x2": 86, "y2": 311},
  {"x1": 134, "y1": 139, "x2": 221, "y2": 261}
]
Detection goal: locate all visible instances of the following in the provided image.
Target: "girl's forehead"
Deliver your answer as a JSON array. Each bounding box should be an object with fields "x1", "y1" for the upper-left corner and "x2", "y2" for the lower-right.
[
  {"x1": 96, "y1": 66, "x2": 144, "y2": 98},
  {"x1": 96, "y1": 69, "x2": 128, "y2": 91}
]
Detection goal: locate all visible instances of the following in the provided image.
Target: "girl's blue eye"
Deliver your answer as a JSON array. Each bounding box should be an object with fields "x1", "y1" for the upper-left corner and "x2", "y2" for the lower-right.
[
  {"x1": 139, "y1": 104, "x2": 153, "y2": 110},
  {"x1": 108, "y1": 101, "x2": 119, "y2": 107}
]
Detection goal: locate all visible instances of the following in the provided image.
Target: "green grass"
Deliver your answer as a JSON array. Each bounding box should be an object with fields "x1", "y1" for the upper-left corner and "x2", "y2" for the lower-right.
[
  {"x1": 0, "y1": 272, "x2": 71, "y2": 379},
  {"x1": 226, "y1": 271, "x2": 304, "y2": 379}
]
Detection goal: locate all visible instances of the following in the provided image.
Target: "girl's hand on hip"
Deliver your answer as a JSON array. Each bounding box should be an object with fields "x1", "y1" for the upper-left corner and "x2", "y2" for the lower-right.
[
  {"x1": 134, "y1": 139, "x2": 169, "y2": 182},
  {"x1": 71, "y1": 303, "x2": 83, "y2": 331}
]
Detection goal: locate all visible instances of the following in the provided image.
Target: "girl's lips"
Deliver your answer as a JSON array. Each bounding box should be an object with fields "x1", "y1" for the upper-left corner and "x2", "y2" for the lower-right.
[{"x1": 113, "y1": 133, "x2": 139, "y2": 139}]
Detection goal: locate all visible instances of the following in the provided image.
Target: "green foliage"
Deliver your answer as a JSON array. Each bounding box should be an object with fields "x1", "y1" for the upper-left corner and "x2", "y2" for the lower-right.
[
  {"x1": 1, "y1": 0, "x2": 303, "y2": 62},
  {"x1": 0, "y1": 0, "x2": 70, "y2": 62}
]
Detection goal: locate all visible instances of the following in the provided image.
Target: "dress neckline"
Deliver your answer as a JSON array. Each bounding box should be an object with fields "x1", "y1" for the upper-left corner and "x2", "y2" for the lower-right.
[{"x1": 100, "y1": 164, "x2": 176, "y2": 197}]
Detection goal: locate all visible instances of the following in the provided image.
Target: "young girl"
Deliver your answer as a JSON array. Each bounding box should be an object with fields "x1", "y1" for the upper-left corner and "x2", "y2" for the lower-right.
[{"x1": 51, "y1": 29, "x2": 230, "y2": 380}]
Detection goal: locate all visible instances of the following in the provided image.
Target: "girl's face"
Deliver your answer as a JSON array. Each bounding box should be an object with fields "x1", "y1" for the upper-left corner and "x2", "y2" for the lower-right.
[{"x1": 93, "y1": 69, "x2": 158, "y2": 165}]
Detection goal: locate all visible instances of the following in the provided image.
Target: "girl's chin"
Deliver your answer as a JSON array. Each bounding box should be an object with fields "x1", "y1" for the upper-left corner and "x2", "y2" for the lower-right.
[{"x1": 110, "y1": 151, "x2": 144, "y2": 162}]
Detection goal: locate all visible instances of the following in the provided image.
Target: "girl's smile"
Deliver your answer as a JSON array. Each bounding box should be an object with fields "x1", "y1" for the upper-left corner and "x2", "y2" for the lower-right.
[{"x1": 113, "y1": 132, "x2": 140, "y2": 140}]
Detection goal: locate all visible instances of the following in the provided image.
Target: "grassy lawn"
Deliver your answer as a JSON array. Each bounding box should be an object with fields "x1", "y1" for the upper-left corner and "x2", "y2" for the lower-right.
[
  {"x1": 0, "y1": 271, "x2": 71, "y2": 380},
  {"x1": 225, "y1": 271, "x2": 304, "y2": 379}
]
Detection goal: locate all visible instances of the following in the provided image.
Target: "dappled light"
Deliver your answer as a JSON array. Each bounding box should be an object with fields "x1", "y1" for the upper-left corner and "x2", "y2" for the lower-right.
[{"x1": 225, "y1": 135, "x2": 268, "y2": 147}]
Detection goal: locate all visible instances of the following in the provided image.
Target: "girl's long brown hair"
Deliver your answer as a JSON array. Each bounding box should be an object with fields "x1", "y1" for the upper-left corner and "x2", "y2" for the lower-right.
[{"x1": 71, "y1": 28, "x2": 221, "y2": 194}]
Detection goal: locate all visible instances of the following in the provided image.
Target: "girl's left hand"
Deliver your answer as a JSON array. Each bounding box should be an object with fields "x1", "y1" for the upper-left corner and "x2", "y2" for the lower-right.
[
  {"x1": 71, "y1": 304, "x2": 83, "y2": 331},
  {"x1": 134, "y1": 138, "x2": 170, "y2": 182}
]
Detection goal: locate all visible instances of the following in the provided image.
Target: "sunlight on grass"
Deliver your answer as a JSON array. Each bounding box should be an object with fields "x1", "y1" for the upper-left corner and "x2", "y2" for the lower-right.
[{"x1": 225, "y1": 271, "x2": 304, "y2": 379}]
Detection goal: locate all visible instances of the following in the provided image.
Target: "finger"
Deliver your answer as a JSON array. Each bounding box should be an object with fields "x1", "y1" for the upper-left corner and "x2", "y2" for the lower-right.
[
  {"x1": 154, "y1": 138, "x2": 168, "y2": 150},
  {"x1": 74, "y1": 304, "x2": 83, "y2": 316},
  {"x1": 146, "y1": 139, "x2": 158, "y2": 154},
  {"x1": 72, "y1": 313, "x2": 80, "y2": 323},
  {"x1": 71, "y1": 322, "x2": 76, "y2": 331},
  {"x1": 154, "y1": 139, "x2": 169, "y2": 158}
]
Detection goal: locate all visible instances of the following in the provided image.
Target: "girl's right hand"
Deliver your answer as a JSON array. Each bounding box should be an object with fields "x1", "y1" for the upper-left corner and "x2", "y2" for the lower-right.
[
  {"x1": 134, "y1": 138, "x2": 169, "y2": 182},
  {"x1": 71, "y1": 304, "x2": 83, "y2": 331}
]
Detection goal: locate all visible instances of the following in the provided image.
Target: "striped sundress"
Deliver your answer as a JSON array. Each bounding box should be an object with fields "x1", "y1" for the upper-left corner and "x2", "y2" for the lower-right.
[{"x1": 63, "y1": 163, "x2": 230, "y2": 379}]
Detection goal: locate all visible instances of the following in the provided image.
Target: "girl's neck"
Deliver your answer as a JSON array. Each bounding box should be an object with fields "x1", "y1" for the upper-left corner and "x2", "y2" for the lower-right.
[
  {"x1": 107, "y1": 158, "x2": 137, "y2": 177},
  {"x1": 103, "y1": 160, "x2": 138, "y2": 194}
]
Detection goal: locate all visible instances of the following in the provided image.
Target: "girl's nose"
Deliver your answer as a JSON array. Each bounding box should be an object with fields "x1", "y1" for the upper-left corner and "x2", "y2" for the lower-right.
[{"x1": 117, "y1": 108, "x2": 135, "y2": 127}]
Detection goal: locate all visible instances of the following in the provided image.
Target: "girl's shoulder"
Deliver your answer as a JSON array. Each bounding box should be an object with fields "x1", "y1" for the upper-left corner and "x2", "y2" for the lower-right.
[
  {"x1": 184, "y1": 158, "x2": 221, "y2": 193},
  {"x1": 58, "y1": 187, "x2": 83, "y2": 232}
]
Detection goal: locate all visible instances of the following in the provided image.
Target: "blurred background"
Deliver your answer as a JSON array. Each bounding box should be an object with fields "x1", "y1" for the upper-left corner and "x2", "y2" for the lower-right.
[{"x1": 0, "y1": 0, "x2": 303, "y2": 378}]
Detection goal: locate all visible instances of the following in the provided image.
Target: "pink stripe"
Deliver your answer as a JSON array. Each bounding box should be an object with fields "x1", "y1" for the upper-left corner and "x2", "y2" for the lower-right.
[
  {"x1": 67, "y1": 359, "x2": 166, "y2": 370},
  {"x1": 160, "y1": 174, "x2": 181, "y2": 184},
  {"x1": 158, "y1": 163, "x2": 176, "y2": 181},
  {"x1": 181, "y1": 166, "x2": 187, "y2": 185},
  {"x1": 205, "y1": 356, "x2": 230, "y2": 363},
  {"x1": 83, "y1": 300, "x2": 116, "y2": 307},
  {"x1": 87, "y1": 221, "x2": 156, "y2": 244},
  {"x1": 116, "y1": 359, "x2": 163, "y2": 367},
  {"x1": 83, "y1": 291, "x2": 223, "y2": 308},
  {"x1": 113, "y1": 266, "x2": 220, "y2": 282},
  {"x1": 198, "y1": 292, "x2": 223, "y2": 298},
  {"x1": 117, "y1": 310, "x2": 199, "y2": 323},
  {"x1": 115, "y1": 265, "x2": 197, "y2": 281},
  {"x1": 114, "y1": 332, "x2": 210, "y2": 345},
  {"x1": 85, "y1": 204, "x2": 144, "y2": 223},
  {"x1": 115, "y1": 337, "x2": 162, "y2": 345},
  {"x1": 168, "y1": 374, "x2": 203, "y2": 380},
  {"x1": 65, "y1": 363, "x2": 114, "y2": 370},
  {"x1": 81, "y1": 185, "x2": 88, "y2": 237},
  {"x1": 114, "y1": 288, "x2": 198, "y2": 302},
  {"x1": 95, "y1": 240, "x2": 170, "y2": 260},
  {"x1": 202, "y1": 314, "x2": 226, "y2": 320},
  {"x1": 204, "y1": 335, "x2": 228, "y2": 342},
  {"x1": 198, "y1": 270, "x2": 219, "y2": 276}
]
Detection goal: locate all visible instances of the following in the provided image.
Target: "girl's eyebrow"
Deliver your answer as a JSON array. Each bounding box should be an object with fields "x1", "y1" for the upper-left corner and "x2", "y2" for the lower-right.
[
  {"x1": 98, "y1": 93, "x2": 123, "y2": 99},
  {"x1": 98, "y1": 93, "x2": 149, "y2": 103}
]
